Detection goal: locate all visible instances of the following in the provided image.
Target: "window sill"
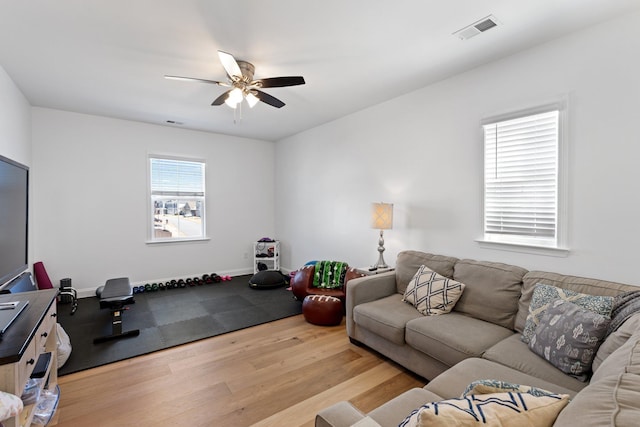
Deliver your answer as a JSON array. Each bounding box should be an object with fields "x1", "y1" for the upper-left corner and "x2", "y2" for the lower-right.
[
  {"x1": 146, "y1": 237, "x2": 210, "y2": 245},
  {"x1": 475, "y1": 239, "x2": 569, "y2": 258}
]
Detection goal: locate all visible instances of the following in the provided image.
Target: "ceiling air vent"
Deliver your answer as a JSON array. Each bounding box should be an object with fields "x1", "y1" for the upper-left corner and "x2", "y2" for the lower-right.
[{"x1": 453, "y1": 15, "x2": 499, "y2": 40}]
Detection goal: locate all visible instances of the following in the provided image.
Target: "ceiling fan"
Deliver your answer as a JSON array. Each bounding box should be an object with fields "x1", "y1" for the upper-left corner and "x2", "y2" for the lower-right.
[{"x1": 165, "y1": 50, "x2": 305, "y2": 109}]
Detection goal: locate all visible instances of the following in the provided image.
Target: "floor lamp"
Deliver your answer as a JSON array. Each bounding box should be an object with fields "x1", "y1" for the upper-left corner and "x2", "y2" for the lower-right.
[{"x1": 371, "y1": 202, "x2": 393, "y2": 269}]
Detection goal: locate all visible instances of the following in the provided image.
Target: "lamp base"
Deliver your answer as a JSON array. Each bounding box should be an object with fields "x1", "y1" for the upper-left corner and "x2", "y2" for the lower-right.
[
  {"x1": 372, "y1": 257, "x2": 388, "y2": 270},
  {"x1": 372, "y1": 230, "x2": 388, "y2": 269}
]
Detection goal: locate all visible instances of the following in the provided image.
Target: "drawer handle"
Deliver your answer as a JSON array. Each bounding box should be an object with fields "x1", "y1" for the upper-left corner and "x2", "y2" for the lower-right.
[
  {"x1": 26, "y1": 358, "x2": 35, "y2": 366},
  {"x1": 41, "y1": 332, "x2": 48, "y2": 338},
  {"x1": 50, "y1": 313, "x2": 57, "y2": 318}
]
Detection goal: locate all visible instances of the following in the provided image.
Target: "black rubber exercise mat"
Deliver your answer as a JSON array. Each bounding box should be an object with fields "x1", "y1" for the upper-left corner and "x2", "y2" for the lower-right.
[{"x1": 56, "y1": 275, "x2": 301, "y2": 375}]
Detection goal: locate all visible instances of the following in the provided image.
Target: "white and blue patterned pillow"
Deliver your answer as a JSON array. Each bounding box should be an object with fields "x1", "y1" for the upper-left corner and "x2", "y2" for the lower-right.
[
  {"x1": 521, "y1": 283, "x2": 614, "y2": 344},
  {"x1": 529, "y1": 299, "x2": 611, "y2": 381},
  {"x1": 0, "y1": 390, "x2": 22, "y2": 421},
  {"x1": 402, "y1": 265, "x2": 465, "y2": 316},
  {"x1": 398, "y1": 392, "x2": 570, "y2": 427}
]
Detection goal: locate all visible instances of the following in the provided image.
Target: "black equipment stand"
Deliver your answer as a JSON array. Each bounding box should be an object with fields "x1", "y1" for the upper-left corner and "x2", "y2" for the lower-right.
[{"x1": 94, "y1": 277, "x2": 140, "y2": 344}]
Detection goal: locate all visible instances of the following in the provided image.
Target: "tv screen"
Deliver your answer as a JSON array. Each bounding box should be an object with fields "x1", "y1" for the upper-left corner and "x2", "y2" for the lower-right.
[{"x1": 0, "y1": 155, "x2": 28, "y2": 287}]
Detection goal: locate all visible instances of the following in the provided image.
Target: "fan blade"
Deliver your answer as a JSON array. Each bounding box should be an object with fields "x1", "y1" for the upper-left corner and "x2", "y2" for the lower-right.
[
  {"x1": 255, "y1": 76, "x2": 305, "y2": 88},
  {"x1": 255, "y1": 90, "x2": 285, "y2": 108},
  {"x1": 218, "y1": 51, "x2": 242, "y2": 78},
  {"x1": 164, "y1": 75, "x2": 226, "y2": 86},
  {"x1": 211, "y1": 90, "x2": 231, "y2": 106}
]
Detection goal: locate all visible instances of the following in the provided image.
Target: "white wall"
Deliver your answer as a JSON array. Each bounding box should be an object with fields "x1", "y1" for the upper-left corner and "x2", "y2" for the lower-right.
[
  {"x1": 0, "y1": 66, "x2": 31, "y2": 166},
  {"x1": 0, "y1": 65, "x2": 33, "y2": 276},
  {"x1": 32, "y1": 109, "x2": 275, "y2": 294},
  {"x1": 275, "y1": 11, "x2": 640, "y2": 285}
]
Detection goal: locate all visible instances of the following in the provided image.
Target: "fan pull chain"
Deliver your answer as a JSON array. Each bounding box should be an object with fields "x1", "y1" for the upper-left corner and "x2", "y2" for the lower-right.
[{"x1": 233, "y1": 101, "x2": 243, "y2": 124}]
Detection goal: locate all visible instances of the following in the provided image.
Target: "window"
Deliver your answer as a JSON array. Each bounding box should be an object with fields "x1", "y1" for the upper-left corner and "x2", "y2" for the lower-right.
[
  {"x1": 482, "y1": 109, "x2": 563, "y2": 249},
  {"x1": 149, "y1": 156, "x2": 206, "y2": 242}
]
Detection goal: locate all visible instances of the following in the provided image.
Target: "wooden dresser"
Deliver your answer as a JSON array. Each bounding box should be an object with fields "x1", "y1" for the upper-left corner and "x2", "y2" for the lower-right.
[{"x1": 0, "y1": 290, "x2": 58, "y2": 427}]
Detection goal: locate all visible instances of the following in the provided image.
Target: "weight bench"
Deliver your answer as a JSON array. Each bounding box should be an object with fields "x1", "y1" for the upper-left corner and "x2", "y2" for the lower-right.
[{"x1": 94, "y1": 277, "x2": 140, "y2": 344}]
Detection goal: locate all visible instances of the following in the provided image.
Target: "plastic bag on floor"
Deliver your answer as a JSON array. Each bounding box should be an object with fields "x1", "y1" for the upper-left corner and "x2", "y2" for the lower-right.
[{"x1": 56, "y1": 323, "x2": 72, "y2": 368}]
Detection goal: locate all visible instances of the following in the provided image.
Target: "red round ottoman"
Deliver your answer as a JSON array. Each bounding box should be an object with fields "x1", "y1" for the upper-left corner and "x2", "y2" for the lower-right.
[{"x1": 302, "y1": 295, "x2": 343, "y2": 326}]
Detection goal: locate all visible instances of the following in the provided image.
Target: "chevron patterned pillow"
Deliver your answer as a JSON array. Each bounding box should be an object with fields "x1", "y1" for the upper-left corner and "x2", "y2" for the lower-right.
[
  {"x1": 399, "y1": 392, "x2": 570, "y2": 427},
  {"x1": 402, "y1": 265, "x2": 465, "y2": 315}
]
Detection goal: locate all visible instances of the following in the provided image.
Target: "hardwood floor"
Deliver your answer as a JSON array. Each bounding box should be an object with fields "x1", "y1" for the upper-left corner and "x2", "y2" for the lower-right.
[{"x1": 53, "y1": 315, "x2": 424, "y2": 427}]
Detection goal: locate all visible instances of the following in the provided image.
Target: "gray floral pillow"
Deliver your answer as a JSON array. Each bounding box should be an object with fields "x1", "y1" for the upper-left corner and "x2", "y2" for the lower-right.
[
  {"x1": 521, "y1": 283, "x2": 614, "y2": 344},
  {"x1": 528, "y1": 299, "x2": 611, "y2": 381}
]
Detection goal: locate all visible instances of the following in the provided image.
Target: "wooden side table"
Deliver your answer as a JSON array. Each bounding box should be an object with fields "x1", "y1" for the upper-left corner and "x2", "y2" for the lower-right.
[{"x1": 355, "y1": 267, "x2": 395, "y2": 276}]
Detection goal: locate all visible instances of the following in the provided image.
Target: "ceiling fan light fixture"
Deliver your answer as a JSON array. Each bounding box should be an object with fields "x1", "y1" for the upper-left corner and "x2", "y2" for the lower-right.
[
  {"x1": 224, "y1": 97, "x2": 238, "y2": 108},
  {"x1": 245, "y1": 92, "x2": 259, "y2": 108},
  {"x1": 225, "y1": 87, "x2": 243, "y2": 108},
  {"x1": 166, "y1": 50, "x2": 304, "y2": 113}
]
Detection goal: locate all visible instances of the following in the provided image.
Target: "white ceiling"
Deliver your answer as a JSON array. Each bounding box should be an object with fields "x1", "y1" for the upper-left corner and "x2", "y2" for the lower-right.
[{"x1": 1, "y1": 0, "x2": 639, "y2": 142}]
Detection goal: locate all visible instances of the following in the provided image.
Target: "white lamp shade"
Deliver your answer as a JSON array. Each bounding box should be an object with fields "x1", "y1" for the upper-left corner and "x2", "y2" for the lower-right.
[
  {"x1": 224, "y1": 96, "x2": 239, "y2": 108},
  {"x1": 224, "y1": 87, "x2": 243, "y2": 108},
  {"x1": 245, "y1": 92, "x2": 259, "y2": 108},
  {"x1": 371, "y1": 203, "x2": 393, "y2": 230}
]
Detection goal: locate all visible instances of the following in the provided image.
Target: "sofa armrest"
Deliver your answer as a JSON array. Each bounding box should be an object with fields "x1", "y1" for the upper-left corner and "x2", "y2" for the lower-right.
[
  {"x1": 315, "y1": 401, "x2": 367, "y2": 427},
  {"x1": 346, "y1": 271, "x2": 397, "y2": 337},
  {"x1": 347, "y1": 271, "x2": 397, "y2": 305}
]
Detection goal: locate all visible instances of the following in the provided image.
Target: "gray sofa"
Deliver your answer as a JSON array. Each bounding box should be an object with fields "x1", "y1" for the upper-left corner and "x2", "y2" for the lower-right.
[{"x1": 316, "y1": 250, "x2": 640, "y2": 427}]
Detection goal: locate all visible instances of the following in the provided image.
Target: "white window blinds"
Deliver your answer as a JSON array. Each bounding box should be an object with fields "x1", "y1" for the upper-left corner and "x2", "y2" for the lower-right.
[
  {"x1": 150, "y1": 157, "x2": 205, "y2": 196},
  {"x1": 483, "y1": 110, "x2": 559, "y2": 245}
]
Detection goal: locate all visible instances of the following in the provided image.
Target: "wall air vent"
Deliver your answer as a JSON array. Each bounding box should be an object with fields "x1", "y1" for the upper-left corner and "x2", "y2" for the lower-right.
[{"x1": 453, "y1": 15, "x2": 499, "y2": 40}]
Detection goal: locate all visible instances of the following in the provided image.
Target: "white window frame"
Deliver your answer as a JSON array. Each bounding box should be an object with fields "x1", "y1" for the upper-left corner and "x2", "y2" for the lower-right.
[
  {"x1": 477, "y1": 102, "x2": 569, "y2": 256},
  {"x1": 147, "y1": 154, "x2": 208, "y2": 243}
]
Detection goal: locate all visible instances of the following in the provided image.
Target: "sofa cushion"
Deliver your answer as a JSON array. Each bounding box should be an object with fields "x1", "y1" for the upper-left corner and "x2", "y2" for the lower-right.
[
  {"x1": 591, "y1": 332, "x2": 640, "y2": 383},
  {"x1": 483, "y1": 334, "x2": 588, "y2": 392},
  {"x1": 593, "y1": 313, "x2": 640, "y2": 374},
  {"x1": 452, "y1": 259, "x2": 527, "y2": 329},
  {"x1": 515, "y1": 271, "x2": 635, "y2": 333},
  {"x1": 367, "y1": 387, "x2": 443, "y2": 427},
  {"x1": 424, "y1": 358, "x2": 579, "y2": 400},
  {"x1": 552, "y1": 373, "x2": 640, "y2": 427},
  {"x1": 528, "y1": 299, "x2": 610, "y2": 381},
  {"x1": 350, "y1": 417, "x2": 382, "y2": 427},
  {"x1": 352, "y1": 294, "x2": 422, "y2": 345},
  {"x1": 400, "y1": 392, "x2": 569, "y2": 427},
  {"x1": 405, "y1": 313, "x2": 513, "y2": 367},
  {"x1": 521, "y1": 283, "x2": 614, "y2": 344},
  {"x1": 395, "y1": 251, "x2": 458, "y2": 294},
  {"x1": 402, "y1": 266, "x2": 465, "y2": 316}
]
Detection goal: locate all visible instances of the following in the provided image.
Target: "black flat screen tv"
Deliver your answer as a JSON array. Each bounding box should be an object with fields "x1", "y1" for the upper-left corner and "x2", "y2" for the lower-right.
[{"x1": 0, "y1": 154, "x2": 28, "y2": 287}]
